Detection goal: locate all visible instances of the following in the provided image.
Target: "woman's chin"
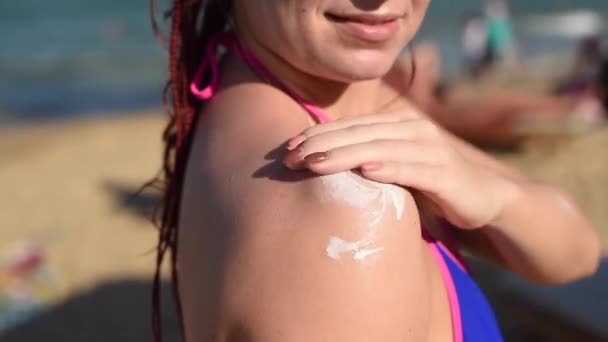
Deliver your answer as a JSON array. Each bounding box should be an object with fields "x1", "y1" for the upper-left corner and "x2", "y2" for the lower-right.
[
  {"x1": 324, "y1": 51, "x2": 400, "y2": 82},
  {"x1": 331, "y1": 63, "x2": 395, "y2": 83}
]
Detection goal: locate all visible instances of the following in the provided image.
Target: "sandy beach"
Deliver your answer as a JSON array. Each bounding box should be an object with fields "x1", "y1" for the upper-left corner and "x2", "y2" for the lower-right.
[
  {"x1": 1, "y1": 111, "x2": 607, "y2": 341},
  {"x1": 1, "y1": 113, "x2": 165, "y2": 290}
]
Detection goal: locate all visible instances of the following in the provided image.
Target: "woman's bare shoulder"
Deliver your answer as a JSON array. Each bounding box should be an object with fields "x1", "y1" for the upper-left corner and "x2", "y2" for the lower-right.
[
  {"x1": 182, "y1": 76, "x2": 320, "y2": 232},
  {"x1": 197, "y1": 79, "x2": 310, "y2": 168},
  {"x1": 179, "y1": 79, "x2": 433, "y2": 341}
]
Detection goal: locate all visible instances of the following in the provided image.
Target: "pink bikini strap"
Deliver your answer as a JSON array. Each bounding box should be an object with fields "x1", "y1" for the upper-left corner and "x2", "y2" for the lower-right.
[
  {"x1": 428, "y1": 241, "x2": 464, "y2": 342},
  {"x1": 438, "y1": 218, "x2": 470, "y2": 272},
  {"x1": 423, "y1": 228, "x2": 464, "y2": 342},
  {"x1": 190, "y1": 33, "x2": 332, "y2": 123},
  {"x1": 422, "y1": 223, "x2": 469, "y2": 273}
]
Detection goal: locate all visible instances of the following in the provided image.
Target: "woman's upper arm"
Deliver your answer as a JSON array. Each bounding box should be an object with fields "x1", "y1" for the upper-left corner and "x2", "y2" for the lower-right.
[
  {"x1": 179, "y1": 92, "x2": 432, "y2": 341},
  {"x1": 213, "y1": 165, "x2": 430, "y2": 342}
]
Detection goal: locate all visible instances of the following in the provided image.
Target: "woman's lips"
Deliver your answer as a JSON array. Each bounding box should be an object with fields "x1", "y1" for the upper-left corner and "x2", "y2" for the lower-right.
[{"x1": 326, "y1": 13, "x2": 401, "y2": 43}]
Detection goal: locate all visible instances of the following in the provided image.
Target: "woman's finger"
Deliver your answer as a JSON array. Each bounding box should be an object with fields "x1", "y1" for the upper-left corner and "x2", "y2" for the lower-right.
[
  {"x1": 295, "y1": 120, "x2": 428, "y2": 157},
  {"x1": 361, "y1": 161, "x2": 442, "y2": 194},
  {"x1": 300, "y1": 140, "x2": 440, "y2": 174},
  {"x1": 287, "y1": 110, "x2": 422, "y2": 149},
  {"x1": 283, "y1": 119, "x2": 442, "y2": 170},
  {"x1": 287, "y1": 113, "x2": 400, "y2": 148}
]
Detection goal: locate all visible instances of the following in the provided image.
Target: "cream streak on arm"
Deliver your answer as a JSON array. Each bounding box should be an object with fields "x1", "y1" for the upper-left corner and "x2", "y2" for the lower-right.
[{"x1": 320, "y1": 172, "x2": 406, "y2": 262}]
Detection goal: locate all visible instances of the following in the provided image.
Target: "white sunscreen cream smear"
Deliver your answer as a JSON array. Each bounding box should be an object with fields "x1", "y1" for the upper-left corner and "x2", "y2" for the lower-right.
[
  {"x1": 320, "y1": 172, "x2": 406, "y2": 262},
  {"x1": 326, "y1": 237, "x2": 385, "y2": 261}
]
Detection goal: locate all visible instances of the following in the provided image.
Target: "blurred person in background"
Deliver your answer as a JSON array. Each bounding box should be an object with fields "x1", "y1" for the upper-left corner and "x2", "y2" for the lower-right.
[
  {"x1": 387, "y1": 43, "x2": 605, "y2": 146},
  {"x1": 461, "y1": 13, "x2": 490, "y2": 79},
  {"x1": 484, "y1": 0, "x2": 519, "y2": 72},
  {"x1": 597, "y1": 58, "x2": 608, "y2": 109},
  {"x1": 595, "y1": 58, "x2": 608, "y2": 115},
  {"x1": 556, "y1": 36, "x2": 604, "y2": 96}
]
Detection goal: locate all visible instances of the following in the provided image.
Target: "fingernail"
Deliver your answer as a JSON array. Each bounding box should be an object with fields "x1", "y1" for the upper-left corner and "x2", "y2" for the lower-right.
[
  {"x1": 287, "y1": 135, "x2": 306, "y2": 150},
  {"x1": 283, "y1": 147, "x2": 304, "y2": 166},
  {"x1": 361, "y1": 162, "x2": 383, "y2": 172},
  {"x1": 305, "y1": 152, "x2": 328, "y2": 164}
]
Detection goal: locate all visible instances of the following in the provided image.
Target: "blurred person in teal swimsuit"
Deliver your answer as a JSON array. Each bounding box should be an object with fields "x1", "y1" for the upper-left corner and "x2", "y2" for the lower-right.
[{"x1": 485, "y1": 0, "x2": 517, "y2": 70}]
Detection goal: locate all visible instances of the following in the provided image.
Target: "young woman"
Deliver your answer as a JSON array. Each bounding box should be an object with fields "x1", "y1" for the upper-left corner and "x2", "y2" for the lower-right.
[{"x1": 151, "y1": 1, "x2": 601, "y2": 341}]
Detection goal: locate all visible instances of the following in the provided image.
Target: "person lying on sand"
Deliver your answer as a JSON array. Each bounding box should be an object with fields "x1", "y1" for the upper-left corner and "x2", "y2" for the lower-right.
[
  {"x1": 555, "y1": 36, "x2": 604, "y2": 97},
  {"x1": 386, "y1": 43, "x2": 606, "y2": 147}
]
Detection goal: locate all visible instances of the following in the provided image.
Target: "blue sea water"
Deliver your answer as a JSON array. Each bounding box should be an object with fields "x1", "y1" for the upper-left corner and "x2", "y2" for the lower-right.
[
  {"x1": 1, "y1": 0, "x2": 607, "y2": 122},
  {"x1": 0, "y1": 0, "x2": 166, "y2": 121}
]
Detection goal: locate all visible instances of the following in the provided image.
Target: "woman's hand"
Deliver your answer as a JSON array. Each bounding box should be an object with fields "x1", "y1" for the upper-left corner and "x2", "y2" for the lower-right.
[{"x1": 282, "y1": 110, "x2": 518, "y2": 229}]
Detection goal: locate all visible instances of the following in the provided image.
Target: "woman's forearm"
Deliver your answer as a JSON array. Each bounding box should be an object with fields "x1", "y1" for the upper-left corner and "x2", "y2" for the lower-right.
[
  {"x1": 440, "y1": 126, "x2": 600, "y2": 284},
  {"x1": 375, "y1": 99, "x2": 600, "y2": 284},
  {"x1": 485, "y1": 179, "x2": 601, "y2": 284}
]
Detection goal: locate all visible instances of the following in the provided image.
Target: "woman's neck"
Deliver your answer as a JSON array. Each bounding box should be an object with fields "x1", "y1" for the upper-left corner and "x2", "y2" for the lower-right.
[{"x1": 236, "y1": 32, "x2": 396, "y2": 120}]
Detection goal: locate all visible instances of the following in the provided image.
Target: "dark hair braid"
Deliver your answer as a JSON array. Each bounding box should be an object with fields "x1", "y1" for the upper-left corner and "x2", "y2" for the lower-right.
[{"x1": 148, "y1": 1, "x2": 230, "y2": 341}]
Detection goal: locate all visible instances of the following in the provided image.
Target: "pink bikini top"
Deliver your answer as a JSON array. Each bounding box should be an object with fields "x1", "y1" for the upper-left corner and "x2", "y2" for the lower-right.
[{"x1": 190, "y1": 33, "x2": 332, "y2": 123}]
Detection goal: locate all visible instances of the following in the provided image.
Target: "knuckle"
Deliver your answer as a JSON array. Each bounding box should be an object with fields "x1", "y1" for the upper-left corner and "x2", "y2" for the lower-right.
[
  {"x1": 377, "y1": 139, "x2": 400, "y2": 151},
  {"x1": 419, "y1": 120, "x2": 440, "y2": 136},
  {"x1": 400, "y1": 108, "x2": 419, "y2": 120},
  {"x1": 437, "y1": 151, "x2": 450, "y2": 164},
  {"x1": 421, "y1": 168, "x2": 440, "y2": 188},
  {"x1": 299, "y1": 135, "x2": 320, "y2": 151},
  {"x1": 389, "y1": 111, "x2": 403, "y2": 119},
  {"x1": 409, "y1": 108, "x2": 424, "y2": 119},
  {"x1": 385, "y1": 111, "x2": 407, "y2": 122},
  {"x1": 301, "y1": 128, "x2": 315, "y2": 138},
  {"x1": 344, "y1": 124, "x2": 362, "y2": 135},
  {"x1": 394, "y1": 163, "x2": 408, "y2": 180},
  {"x1": 423, "y1": 119, "x2": 438, "y2": 131},
  {"x1": 429, "y1": 146, "x2": 448, "y2": 164},
  {"x1": 396, "y1": 121, "x2": 415, "y2": 138}
]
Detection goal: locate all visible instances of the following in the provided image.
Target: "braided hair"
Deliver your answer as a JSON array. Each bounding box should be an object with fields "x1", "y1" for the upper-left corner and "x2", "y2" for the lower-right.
[{"x1": 148, "y1": 1, "x2": 230, "y2": 340}]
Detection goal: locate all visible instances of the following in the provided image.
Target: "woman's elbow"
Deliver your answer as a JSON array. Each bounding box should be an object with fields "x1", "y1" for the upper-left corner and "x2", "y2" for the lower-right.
[
  {"x1": 564, "y1": 231, "x2": 602, "y2": 283},
  {"x1": 546, "y1": 192, "x2": 602, "y2": 285},
  {"x1": 541, "y1": 256, "x2": 600, "y2": 286},
  {"x1": 535, "y1": 231, "x2": 602, "y2": 285}
]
